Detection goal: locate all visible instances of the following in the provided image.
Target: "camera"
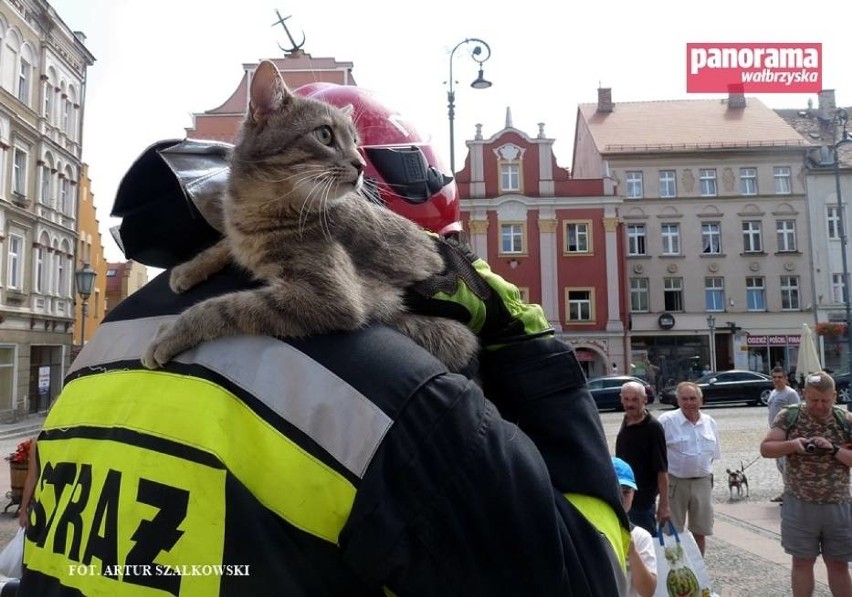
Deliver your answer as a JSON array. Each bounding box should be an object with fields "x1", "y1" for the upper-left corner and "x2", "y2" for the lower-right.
[{"x1": 805, "y1": 442, "x2": 829, "y2": 455}]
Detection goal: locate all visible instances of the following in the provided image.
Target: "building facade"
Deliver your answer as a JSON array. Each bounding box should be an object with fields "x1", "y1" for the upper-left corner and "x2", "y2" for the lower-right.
[
  {"x1": 0, "y1": 0, "x2": 94, "y2": 418},
  {"x1": 573, "y1": 89, "x2": 813, "y2": 385},
  {"x1": 457, "y1": 111, "x2": 625, "y2": 377},
  {"x1": 777, "y1": 90, "x2": 852, "y2": 373},
  {"x1": 74, "y1": 163, "x2": 106, "y2": 349},
  {"x1": 103, "y1": 260, "x2": 147, "y2": 318}
]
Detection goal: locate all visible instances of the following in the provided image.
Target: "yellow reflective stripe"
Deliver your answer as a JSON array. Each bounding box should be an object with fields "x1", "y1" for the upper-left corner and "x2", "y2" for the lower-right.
[
  {"x1": 564, "y1": 493, "x2": 630, "y2": 571},
  {"x1": 49, "y1": 370, "x2": 356, "y2": 544}
]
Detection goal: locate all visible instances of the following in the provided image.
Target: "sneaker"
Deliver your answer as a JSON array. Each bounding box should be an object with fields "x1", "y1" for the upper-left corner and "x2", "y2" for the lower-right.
[{"x1": 770, "y1": 494, "x2": 784, "y2": 503}]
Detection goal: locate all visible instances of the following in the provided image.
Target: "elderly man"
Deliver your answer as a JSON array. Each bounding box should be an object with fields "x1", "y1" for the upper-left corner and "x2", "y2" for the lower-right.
[
  {"x1": 760, "y1": 371, "x2": 852, "y2": 597},
  {"x1": 767, "y1": 365, "x2": 801, "y2": 503},
  {"x1": 658, "y1": 381, "x2": 721, "y2": 556},
  {"x1": 615, "y1": 381, "x2": 670, "y2": 536}
]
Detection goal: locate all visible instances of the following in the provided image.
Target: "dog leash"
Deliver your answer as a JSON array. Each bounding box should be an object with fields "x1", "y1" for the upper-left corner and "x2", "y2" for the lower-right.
[{"x1": 739, "y1": 455, "x2": 761, "y2": 471}]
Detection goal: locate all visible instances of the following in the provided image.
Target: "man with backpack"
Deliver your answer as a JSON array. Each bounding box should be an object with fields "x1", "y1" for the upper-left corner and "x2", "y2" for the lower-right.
[{"x1": 760, "y1": 371, "x2": 852, "y2": 597}]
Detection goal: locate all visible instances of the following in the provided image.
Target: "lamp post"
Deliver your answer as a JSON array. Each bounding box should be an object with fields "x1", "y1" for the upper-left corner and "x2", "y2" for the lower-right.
[
  {"x1": 706, "y1": 314, "x2": 717, "y2": 374},
  {"x1": 74, "y1": 262, "x2": 97, "y2": 347},
  {"x1": 446, "y1": 38, "x2": 492, "y2": 175},
  {"x1": 833, "y1": 108, "x2": 852, "y2": 375}
]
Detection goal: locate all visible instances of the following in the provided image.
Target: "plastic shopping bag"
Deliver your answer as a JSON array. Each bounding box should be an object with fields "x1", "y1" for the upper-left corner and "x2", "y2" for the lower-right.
[
  {"x1": 653, "y1": 521, "x2": 712, "y2": 597},
  {"x1": 0, "y1": 527, "x2": 24, "y2": 579}
]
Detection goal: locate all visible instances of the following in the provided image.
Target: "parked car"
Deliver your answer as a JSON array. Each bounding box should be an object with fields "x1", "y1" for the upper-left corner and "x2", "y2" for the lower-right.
[
  {"x1": 660, "y1": 370, "x2": 773, "y2": 407},
  {"x1": 828, "y1": 371, "x2": 851, "y2": 403},
  {"x1": 586, "y1": 375, "x2": 655, "y2": 411}
]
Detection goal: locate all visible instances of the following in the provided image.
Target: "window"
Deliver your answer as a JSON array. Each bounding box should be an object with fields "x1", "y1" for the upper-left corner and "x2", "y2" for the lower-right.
[
  {"x1": 0, "y1": 347, "x2": 15, "y2": 413},
  {"x1": 742, "y1": 221, "x2": 762, "y2": 253},
  {"x1": 59, "y1": 178, "x2": 70, "y2": 214},
  {"x1": 500, "y1": 223, "x2": 525, "y2": 254},
  {"x1": 517, "y1": 287, "x2": 529, "y2": 303},
  {"x1": 705, "y1": 277, "x2": 725, "y2": 311},
  {"x1": 500, "y1": 163, "x2": 520, "y2": 192},
  {"x1": 774, "y1": 166, "x2": 791, "y2": 194},
  {"x1": 12, "y1": 148, "x2": 27, "y2": 196},
  {"x1": 627, "y1": 224, "x2": 646, "y2": 256},
  {"x1": 740, "y1": 167, "x2": 757, "y2": 195},
  {"x1": 776, "y1": 220, "x2": 797, "y2": 252},
  {"x1": 832, "y1": 273, "x2": 847, "y2": 304},
  {"x1": 43, "y1": 80, "x2": 54, "y2": 121},
  {"x1": 780, "y1": 276, "x2": 800, "y2": 310},
  {"x1": 40, "y1": 165, "x2": 52, "y2": 206},
  {"x1": 699, "y1": 169, "x2": 717, "y2": 196},
  {"x1": 35, "y1": 246, "x2": 44, "y2": 293},
  {"x1": 566, "y1": 289, "x2": 593, "y2": 322},
  {"x1": 16, "y1": 57, "x2": 30, "y2": 104},
  {"x1": 746, "y1": 277, "x2": 766, "y2": 311},
  {"x1": 659, "y1": 170, "x2": 676, "y2": 198},
  {"x1": 7, "y1": 234, "x2": 24, "y2": 290},
  {"x1": 664, "y1": 277, "x2": 683, "y2": 312},
  {"x1": 625, "y1": 171, "x2": 643, "y2": 199},
  {"x1": 630, "y1": 278, "x2": 649, "y2": 312},
  {"x1": 57, "y1": 254, "x2": 67, "y2": 298},
  {"x1": 564, "y1": 222, "x2": 591, "y2": 254},
  {"x1": 828, "y1": 206, "x2": 841, "y2": 240},
  {"x1": 106, "y1": 269, "x2": 117, "y2": 277},
  {"x1": 702, "y1": 223, "x2": 722, "y2": 254},
  {"x1": 661, "y1": 224, "x2": 681, "y2": 255}
]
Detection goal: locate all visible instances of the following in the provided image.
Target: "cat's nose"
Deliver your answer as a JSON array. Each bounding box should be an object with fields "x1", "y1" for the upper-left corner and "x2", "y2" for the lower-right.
[{"x1": 352, "y1": 159, "x2": 365, "y2": 174}]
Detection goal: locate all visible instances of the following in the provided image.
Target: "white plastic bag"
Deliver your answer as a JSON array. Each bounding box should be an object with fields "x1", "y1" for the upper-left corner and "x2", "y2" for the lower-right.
[
  {"x1": 653, "y1": 521, "x2": 712, "y2": 597},
  {"x1": 0, "y1": 527, "x2": 24, "y2": 578}
]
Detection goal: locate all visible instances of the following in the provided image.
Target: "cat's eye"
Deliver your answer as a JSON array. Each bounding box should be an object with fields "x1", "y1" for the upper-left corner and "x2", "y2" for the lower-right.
[{"x1": 314, "y1": 125, "x2": 334, "y2": 146}]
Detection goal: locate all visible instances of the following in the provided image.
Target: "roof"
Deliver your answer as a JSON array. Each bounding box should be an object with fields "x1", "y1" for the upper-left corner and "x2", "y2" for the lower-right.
[
  {"x1": 578, "y1": 98, "x2": 807, "y2": 154},
  {"x1": 775, "y1": 106, "x2": 852, "y2": 168}
]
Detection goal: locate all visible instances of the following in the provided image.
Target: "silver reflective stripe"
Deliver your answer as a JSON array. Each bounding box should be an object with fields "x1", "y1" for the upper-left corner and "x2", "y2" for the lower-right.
[{"x1": 69, "y1": 316, "x2": 392, "y2": 479}]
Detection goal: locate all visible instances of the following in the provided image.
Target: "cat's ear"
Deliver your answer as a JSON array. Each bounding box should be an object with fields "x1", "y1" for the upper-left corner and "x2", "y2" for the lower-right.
[
  {"x1": 249, "y1": 60, "x2": 293, "y2": 124},
  {"x1": 338, "y1": 103, "x2": 355, "y2": 119}
]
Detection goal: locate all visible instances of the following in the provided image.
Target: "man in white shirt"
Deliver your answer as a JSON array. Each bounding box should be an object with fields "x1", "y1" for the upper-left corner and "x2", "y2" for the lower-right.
[
  {"x1": 767, "y1": 365, "x2": 801, "y2": 503},
  {"x1": 613, "y1": 457, "x2": 657, "y2": 597},
  {"x1": 658, "y1": 381, "x2": 721, "y2": 557}
]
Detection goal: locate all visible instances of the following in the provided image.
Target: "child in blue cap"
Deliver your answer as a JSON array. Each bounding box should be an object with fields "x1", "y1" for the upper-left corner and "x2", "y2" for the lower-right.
[{"x1": 613, "y1": 456, "x2": 658, "y2": 597}]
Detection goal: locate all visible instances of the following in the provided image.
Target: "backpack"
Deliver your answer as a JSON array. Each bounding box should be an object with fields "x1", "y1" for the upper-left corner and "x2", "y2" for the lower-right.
[{"x1": 783, "y1": 404, "x2": 852, "y2": 442}]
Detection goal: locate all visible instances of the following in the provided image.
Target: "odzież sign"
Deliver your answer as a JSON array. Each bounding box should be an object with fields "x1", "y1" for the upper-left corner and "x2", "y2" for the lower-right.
[
  {"x1": 687, "y1": 43, "x2": 821, "y2": 93},
  {"x1": 746, "y1": 335, "x2": 801, "y2": 346}
]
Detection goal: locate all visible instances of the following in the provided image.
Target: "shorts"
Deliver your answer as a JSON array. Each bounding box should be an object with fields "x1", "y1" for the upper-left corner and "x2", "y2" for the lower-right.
[
  {"x1": 668, "y1": 475, "x2": 714, "y2": 536},
  {"x1": 781, "y1": 494, "x2": 852, "y2": 561}
]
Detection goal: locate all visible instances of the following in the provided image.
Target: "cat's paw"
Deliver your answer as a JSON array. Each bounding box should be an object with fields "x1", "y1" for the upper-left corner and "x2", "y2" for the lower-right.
[
  {"x1": 141, "y1": 322, "x2": 179, "y2": 369},
  {"x1": 170, "y1": 265, "x2": 204, "y2": 294}
]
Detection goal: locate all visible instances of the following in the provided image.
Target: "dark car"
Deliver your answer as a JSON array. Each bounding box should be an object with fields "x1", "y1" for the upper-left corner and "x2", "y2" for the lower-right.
[
  {"x1": 660, "y1": 370, "x2": 773, "y2": 407},
  {"x1": 586, "y1": 375, "x2": 655, "y2": 411},
  {"x1": 828, "y1": 371, "x2": 851, "y2": 404}
]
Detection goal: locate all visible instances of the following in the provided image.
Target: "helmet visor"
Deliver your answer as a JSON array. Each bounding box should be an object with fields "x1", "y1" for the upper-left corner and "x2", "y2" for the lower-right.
[{"x1": 364, "y1": 146, "x2": 452, "y2": 204}]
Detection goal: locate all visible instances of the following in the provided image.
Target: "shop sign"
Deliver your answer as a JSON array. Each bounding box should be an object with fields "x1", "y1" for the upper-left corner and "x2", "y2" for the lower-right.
[
  {"x1": 658, "y1": 313, "x2": 676, "y2": 330},
  {"x1": 746, "y1": 335, "x2": 801, "y2": 346}
]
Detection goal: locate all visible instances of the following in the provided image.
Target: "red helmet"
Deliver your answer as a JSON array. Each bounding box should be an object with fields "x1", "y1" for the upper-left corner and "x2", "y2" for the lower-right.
[{"x1": 293, "y1": 82, "x2": 461, "y2": 236}]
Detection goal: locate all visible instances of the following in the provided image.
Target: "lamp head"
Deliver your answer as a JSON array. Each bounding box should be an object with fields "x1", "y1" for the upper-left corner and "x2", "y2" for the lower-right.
[
  {"x1": 75, "y1": 262, "x2": 97, "y2": 300},
  {"x1": 471, "y1": 68, "x2": 492, "y2": 90}
]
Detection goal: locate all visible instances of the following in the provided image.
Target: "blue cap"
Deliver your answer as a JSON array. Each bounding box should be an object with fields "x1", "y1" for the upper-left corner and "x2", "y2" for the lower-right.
[{"x1": 612, "y1": 457, "x2": 637, "y2": 490}]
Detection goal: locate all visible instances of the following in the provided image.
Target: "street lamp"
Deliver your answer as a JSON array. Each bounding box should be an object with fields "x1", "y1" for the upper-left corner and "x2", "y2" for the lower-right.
[
  {"x1": 446, "y1": 38, "x2": 492, "y2": 175},
  {"x1": 74, "y1": 262, "x2": 97, "y2": 347},
  {"x1": 833, "y1": 108, "x2": 852, "y2": 375},
  {"x1": 706, "y1": 314, "x2": 717, "y2": 373}
]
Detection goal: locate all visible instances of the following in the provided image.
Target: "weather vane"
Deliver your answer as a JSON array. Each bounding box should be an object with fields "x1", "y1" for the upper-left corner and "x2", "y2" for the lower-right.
[{"x1": 271, "y1": 10, "x2": 306, "y2": 55}]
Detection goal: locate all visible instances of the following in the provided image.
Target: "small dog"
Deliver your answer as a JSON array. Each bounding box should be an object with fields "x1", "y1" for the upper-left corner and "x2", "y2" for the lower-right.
[{"x1": 726, "y1": 463, "x2": 749, "y2": 499}]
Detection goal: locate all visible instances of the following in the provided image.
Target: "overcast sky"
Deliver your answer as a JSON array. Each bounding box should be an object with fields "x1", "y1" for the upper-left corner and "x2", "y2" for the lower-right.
[{"x1": 49, "y1": 0, "x2": 850, "y2": 261}]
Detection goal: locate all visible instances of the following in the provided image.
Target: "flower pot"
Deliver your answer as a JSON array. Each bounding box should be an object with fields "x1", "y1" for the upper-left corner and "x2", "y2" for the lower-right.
[{"x1": 9, "y1": 461, "x2": 28, "y2": 502}]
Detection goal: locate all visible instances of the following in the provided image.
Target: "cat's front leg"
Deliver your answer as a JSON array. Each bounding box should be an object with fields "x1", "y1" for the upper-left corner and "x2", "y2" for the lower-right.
[
  {"x1": 170, "y1": 238, "x2": 232, "y2": 294},
  {"x1": 390, "y1": 313, "x2": 479, "y2": 372}
]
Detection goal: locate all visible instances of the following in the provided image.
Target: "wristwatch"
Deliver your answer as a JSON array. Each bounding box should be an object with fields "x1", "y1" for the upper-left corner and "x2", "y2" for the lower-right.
[{"x1": 832, "y1": 443, "x2": 841, "y2": 457}]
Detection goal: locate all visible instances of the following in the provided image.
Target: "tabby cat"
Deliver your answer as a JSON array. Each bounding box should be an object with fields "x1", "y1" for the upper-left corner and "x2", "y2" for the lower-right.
[{"x1": 141, "y1": 60, "x2": 478, "y2": 371}]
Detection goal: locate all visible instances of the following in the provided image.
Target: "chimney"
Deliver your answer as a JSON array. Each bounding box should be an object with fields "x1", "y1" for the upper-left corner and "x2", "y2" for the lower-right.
[
  {"x1": 728, "y1": 85, "x2": 746, "y2": 109},
  {"x1": 597, "y1": 88, "x2": 613, "y2": 113},
  {"x1": 818, "y1": 89, "x2": 836, "y2": 120}
]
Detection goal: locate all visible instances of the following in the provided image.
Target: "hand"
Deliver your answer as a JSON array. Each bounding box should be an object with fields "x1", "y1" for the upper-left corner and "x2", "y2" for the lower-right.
[
  {"x1": 405, "y1": 236, "x2": 553, "y2": 349},
  {"x1": 656, "y1": 503, "x2": 671, "y2": 527},
  {"x1": 792, "y1": 437, "x2": 811, "y2": 454}
]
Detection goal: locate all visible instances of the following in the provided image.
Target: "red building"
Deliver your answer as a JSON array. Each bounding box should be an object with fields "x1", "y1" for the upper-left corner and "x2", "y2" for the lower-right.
[
  {"x1": 456, "y1": 110, "x2": 626, "y2": 376},
  {"x1": 186, "y1": 51, "x2": 355, "y2": 143}
]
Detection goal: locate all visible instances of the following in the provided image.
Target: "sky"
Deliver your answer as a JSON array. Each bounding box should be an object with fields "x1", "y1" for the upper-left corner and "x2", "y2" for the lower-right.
[{"x1": 48, "y1": 0, "x2": 851, "y2": 262}]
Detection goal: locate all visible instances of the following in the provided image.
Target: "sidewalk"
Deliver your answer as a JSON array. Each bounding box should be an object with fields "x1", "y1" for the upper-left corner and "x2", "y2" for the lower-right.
[
  {"x1": 707, "y1": 499, "x2": 834, "y2": 596},
  {"x1": 0, "y1": 413, "x2": 46, "y2": 441}
]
